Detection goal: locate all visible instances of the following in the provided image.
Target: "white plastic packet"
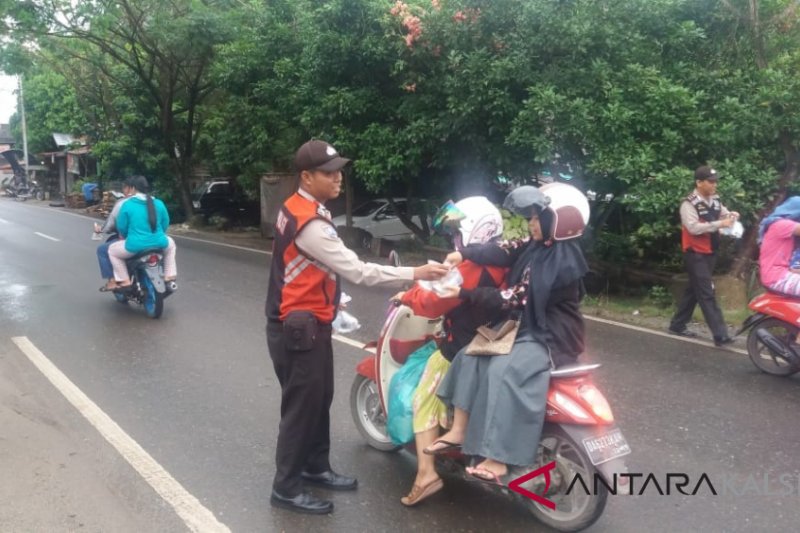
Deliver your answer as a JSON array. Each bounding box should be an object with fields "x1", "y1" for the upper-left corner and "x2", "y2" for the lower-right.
[
  {"x1": 418, "y1": 262, "x2": 464, "y2": 296},
  {"x1": 720, "y1": 220, "x2": 744, "y2": 239},
  {"x1": 91, "y1": 231, "x2": 103, "y2": 241},
  {"x1": 333, "y1": 310, "x2": 361, "y2": 333}
]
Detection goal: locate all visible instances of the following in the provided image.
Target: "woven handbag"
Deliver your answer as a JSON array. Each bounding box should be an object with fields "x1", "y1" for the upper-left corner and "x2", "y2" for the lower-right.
[{"x1": 464, "y1": 319, "x2": 520, "y2": 356}]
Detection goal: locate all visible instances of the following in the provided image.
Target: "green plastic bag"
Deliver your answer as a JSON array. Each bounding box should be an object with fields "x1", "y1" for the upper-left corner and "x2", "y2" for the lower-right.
[{"x1": 386, "y1": 341, "x2": 437, "y2": 445}]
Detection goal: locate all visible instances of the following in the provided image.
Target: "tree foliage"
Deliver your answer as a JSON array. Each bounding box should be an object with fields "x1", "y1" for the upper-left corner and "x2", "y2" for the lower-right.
[{"x1": 2, "y1": 0, "x2": 799, "y2": 268}]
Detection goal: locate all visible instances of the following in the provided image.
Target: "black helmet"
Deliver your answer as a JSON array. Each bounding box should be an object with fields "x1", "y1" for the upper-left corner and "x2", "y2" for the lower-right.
[{"x1": 502, "y1": 185, "x2": 550, "y2": 219}]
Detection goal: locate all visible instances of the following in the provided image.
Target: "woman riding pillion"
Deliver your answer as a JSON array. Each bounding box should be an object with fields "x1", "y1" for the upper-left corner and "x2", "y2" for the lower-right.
[
  {"x1": 108, "y1": 176, "x2": 178, "y2": 291},
  {"x1": 431, "y1": 183, "x2": 591, "y2": 486},
  {"x1": 393, "y1": 197, "x2": 508, "y2": 506}
]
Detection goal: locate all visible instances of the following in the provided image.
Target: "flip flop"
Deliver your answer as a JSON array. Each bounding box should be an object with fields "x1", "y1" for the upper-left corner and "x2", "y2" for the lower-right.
[
  {"x1": 400, "y1": 477, "x2": 444, "y2": 506},
  {"x1": 422, "y1": 439, "x2": 462, "y2": 455},
  {"x1": 99, "y1": 285, "x2": 115, "y2": 292},
  {"x1": 466, "y1": 466, "x2": 511, "y2": 487}
]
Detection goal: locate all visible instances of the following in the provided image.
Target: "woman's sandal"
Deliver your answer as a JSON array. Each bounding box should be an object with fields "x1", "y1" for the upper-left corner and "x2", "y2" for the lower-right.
[
  {"x1": 466, "y1": 466, "x2": 511, "y2": 487},
  {"x1": 400, "y1": 477, "x2": 444, "y2": 506},
  {"x1": 422, "y1": 439, "x2": 462, "y2": 455}
]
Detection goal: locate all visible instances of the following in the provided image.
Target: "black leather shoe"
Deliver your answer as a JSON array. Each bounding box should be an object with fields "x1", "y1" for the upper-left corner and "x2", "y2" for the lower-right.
[
  {"x1": 714, "y1": 336, "x2": 735, "y2": 347},
  {"x1": 668, "y1": 327, "x2": 698, "y2": 338},
  {"x1": 270, "y1": 490, "x2": 333, "y2": 514},
  {"x1": 301, "y1": 470, "x2": 358, "y2": 491}
]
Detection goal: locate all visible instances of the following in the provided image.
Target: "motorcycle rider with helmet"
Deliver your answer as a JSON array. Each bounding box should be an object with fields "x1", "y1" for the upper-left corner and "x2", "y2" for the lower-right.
[
  {"x1": 431, "y1": 183, "x2": 590, "y2": 485},
  {"x1": 393, "y1": 196, "x2": 508, "y2": 506}
]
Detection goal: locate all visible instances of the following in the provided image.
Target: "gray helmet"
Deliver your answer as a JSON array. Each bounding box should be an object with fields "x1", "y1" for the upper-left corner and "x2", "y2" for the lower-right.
[{"x1": 502, "y1": 185, "x2": 550, "y2": 219}]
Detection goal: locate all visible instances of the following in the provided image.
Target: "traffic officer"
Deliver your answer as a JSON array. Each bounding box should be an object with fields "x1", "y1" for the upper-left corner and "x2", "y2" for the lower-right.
[
  {"x1": 668, "y1": 165, "x2": 739, "y2": 346},
  {"x1": 265, "y1": 139, "x2": 449, "y2": 514}
]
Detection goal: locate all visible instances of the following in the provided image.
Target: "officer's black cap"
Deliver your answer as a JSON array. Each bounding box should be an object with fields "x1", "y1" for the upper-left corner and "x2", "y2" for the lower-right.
[
  {"x1": 294, "y1": 140, "x2": 351, "y2": 173},
  {"x1": 694, "y1": 166, "x2": 720, "y2": 182}
]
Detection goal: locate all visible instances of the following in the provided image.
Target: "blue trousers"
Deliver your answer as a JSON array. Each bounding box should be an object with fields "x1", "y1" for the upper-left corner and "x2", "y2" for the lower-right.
[{"x1": 96, "y1": 238, "x2": 117, "y2": 279}]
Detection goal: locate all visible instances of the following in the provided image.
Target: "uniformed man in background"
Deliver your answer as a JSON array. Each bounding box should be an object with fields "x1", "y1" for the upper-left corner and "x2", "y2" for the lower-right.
[
  {"x1": 668, "y1": 165, "x2": 739, "y2": 346},
  {"x1": 265, "y1": 139, "x2": 448, "y2": 514}
]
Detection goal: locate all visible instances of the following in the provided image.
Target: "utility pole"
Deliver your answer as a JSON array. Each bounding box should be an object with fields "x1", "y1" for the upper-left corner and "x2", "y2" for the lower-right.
[{"x1": 19, "y1": 74, "x2": 29, "y2": 183}]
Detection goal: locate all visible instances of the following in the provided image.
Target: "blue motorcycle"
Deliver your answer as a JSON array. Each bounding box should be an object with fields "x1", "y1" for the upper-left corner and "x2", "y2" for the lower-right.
[{"x1": 101, "y1": 233, "x2": 174, "y2": 319}]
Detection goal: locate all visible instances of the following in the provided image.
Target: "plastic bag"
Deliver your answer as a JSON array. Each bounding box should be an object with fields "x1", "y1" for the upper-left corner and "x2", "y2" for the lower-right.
[
  {"x1": 417, "y1": 265, "x2": 463, "y2": 296},
  {"x1": 386, "y1": 341, "x2": 438, "y2": 445},
  {"x1": 332, "y1": 310, "x2": 361, "y2": 333},
  {"x1": 332, "y1": 292, "x2": 360, "y2": 333},
  {"x1": 720, "y1": 220, "x2": 744, "y2": 239}
]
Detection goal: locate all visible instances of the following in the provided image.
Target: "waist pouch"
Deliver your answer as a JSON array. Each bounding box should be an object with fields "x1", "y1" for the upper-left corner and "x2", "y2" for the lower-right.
[{"x1": 283, "y1": 311, "x2": 318, "y2": 352}]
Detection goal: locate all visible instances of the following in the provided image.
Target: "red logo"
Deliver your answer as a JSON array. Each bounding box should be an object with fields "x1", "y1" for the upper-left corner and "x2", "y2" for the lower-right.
[{"x1": 508, "y1": 461, "x2": 557, "y2": 510}]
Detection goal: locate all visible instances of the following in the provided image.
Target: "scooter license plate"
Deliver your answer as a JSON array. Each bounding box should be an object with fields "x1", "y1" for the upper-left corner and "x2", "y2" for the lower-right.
[{"x1": 582, "y1": 428, "x2": 631, "y2": 466}]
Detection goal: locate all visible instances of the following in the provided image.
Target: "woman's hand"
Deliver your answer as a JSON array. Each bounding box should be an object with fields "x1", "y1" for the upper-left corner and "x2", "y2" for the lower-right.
[
  {"x1": 444, "y1": 251, "x2": 463, "y2": 267},
  {"x1": 437, "y1": 285, "x2": 460, "y2": 299}
]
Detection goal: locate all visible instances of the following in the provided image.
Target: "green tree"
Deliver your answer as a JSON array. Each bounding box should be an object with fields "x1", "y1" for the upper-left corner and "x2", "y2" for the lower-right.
[{"x1": 3, "y1": 0, "x2": 237, "y2": 215}]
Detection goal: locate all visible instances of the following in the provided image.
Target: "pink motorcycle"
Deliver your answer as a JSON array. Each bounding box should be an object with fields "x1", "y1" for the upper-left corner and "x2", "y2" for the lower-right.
[{"x1": 350, "y1": 303, "x2": 630, "y2": 532}]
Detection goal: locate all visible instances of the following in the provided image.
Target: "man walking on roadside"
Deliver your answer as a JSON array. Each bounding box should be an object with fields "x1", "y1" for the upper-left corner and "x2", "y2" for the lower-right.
[
  {"x1": 265, "y1": 139, "x2": 448, "y2": 514},
  {"x1": 668, "y1": 165, "x2": 739, "y2": 346}
]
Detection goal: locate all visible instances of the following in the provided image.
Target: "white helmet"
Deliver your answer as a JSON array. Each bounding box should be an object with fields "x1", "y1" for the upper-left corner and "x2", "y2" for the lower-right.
[
  {"x1": 433, "y1": 196, "x2": 503, "y2": 250},
  {"x1": 539, "y1": 182, "x2": 590, "y2": 240}
]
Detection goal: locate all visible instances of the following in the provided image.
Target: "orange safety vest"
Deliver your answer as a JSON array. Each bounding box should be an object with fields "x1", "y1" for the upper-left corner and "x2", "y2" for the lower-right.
[
  {"x1": 681, "y1": 192, "x2": 721, "y2": 254},
  {"x1": 266, "y1": 192, "x2": 341, "y2": 323}
]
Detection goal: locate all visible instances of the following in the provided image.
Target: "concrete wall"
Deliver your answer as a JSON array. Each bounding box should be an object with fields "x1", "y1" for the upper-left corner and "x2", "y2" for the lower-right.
[{"x1": 260, "y1": 173, "x2": 297, "y2": 238}]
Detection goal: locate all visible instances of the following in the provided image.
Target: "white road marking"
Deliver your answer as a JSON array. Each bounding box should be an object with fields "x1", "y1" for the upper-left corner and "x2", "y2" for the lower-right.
[
  {"x1": 171, "y1": 234, "x2": 271, "y2": 255},
  {"x1": 332, "y1": 333, "x2": 376, "y2": 353},
  {"x1": 10, "y1": 336, "x2": 231, "y2": 533},
  {"x1": 34, "y1": 231, "x2": 60, "y2": 242},
  {"x1": 584, "y1": 314, "x2": 747, "y2": 355}
]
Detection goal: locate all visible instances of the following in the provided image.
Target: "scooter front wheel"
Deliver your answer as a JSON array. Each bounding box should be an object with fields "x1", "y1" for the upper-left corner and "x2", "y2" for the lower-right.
[
  {"x1": 746, "y1": 318, "x2": 800, "y2": 376},
  {"x1": 519, "y1": 425, "x2": 607, "y2": 532},
  {"x1": 350, "y1": 375, "x2": 401, "y2": 452}
]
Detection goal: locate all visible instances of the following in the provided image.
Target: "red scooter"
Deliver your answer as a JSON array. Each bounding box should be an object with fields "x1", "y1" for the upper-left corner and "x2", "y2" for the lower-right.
[
  {"x1": 350, "y1": 303, "x2": 630, "y2": 532},
  {"x1": 738, "y1": 292, "x2": 800, "y2": 376}
]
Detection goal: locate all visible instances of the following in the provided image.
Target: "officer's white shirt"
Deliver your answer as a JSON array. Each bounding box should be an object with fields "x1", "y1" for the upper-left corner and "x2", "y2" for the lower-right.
[
  {"x1": 680, "y1": 188, "x2": 731, "y2": 236},
  {"x1": 294, "y1": 189, "x2": 415, "y2": 286}
]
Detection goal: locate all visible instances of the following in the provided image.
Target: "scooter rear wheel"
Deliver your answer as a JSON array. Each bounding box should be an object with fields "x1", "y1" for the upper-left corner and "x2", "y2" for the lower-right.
[
  {"x1": 350, "y1": 375, "x2": 401, "y2": 452},
  {"x1": 746, "y1": 318, "x2": 800, "y2": 376},
  {"x1": 140, "y1": 275, "x2": 164, "y2": 319},
  {"x1": 520, "y1": 425, "x2": 608, "y2": 532}
]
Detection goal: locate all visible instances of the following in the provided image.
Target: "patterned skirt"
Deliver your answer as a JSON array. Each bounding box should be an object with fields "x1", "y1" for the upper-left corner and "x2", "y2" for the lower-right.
[{"x1": 412, "y1": 349, "x2": 451, "y2": 433}]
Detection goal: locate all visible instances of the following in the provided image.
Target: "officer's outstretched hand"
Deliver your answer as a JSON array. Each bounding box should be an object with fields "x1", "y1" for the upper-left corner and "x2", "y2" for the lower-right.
[{"x1": 413, "y1": 262, "x2": 449, "y2": 281}]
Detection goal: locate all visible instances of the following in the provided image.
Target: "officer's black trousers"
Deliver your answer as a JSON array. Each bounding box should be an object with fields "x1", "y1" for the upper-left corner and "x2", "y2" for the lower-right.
[
  {"x1": 669, "y1": 251, "x2": 728, "y2": 339},
  {"x1": 266, "y1": 321, "x2": 334, "y2": 496}
]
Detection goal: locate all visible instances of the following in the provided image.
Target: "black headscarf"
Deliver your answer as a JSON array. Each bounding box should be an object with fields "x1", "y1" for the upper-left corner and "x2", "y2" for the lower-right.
[{"x1": 509, "y1": 237, "x2": 588, "y2": 334}]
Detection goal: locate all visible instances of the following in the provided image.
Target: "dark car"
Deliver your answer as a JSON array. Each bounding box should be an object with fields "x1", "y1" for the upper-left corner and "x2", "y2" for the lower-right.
[{"x1": 191, "y1": 179, "x2": 259, "y2": 226}]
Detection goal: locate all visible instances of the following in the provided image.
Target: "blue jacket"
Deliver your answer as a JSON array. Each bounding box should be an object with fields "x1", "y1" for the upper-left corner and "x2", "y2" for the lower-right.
[{"x1": 117, "y1": 195, "x2": 170, "y2": 252}]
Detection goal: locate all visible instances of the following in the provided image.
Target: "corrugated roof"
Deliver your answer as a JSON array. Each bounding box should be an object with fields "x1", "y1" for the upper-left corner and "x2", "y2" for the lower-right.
[{"x1": 52, "y1": 133, "x2": 76, "y2": 147}]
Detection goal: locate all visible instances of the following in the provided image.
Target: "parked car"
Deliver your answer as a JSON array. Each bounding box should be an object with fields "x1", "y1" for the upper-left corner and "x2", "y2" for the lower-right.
[
  {"x1": 331, "y1": 198, "x2": 428, "y2": 249},
  {"x1": 191, "y1": 179, "x2": 259, "y2": 226}
]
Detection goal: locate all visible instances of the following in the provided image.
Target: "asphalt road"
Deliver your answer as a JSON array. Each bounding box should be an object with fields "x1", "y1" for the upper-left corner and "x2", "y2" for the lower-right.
[{"x1": 1, "y1": 198, "x2": 799, "y2": 533}]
